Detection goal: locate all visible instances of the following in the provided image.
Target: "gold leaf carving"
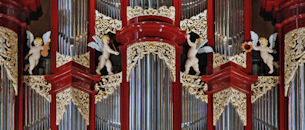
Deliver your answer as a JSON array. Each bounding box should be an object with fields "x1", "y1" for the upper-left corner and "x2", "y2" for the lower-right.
[
  {"x1": 180, "y1": 10, "x2": 207, "y2": 39},
  {"x1": 213, "y1": 52, "x2": 246, "y2": 68},
  {"x1": 251, "y1": 76, "x2": 279, "y2": 103},
  {"x1": 127, "y1": 6, "x2": 175, "y2": 21},
  {"x1": 95, "y1": 72, "x2": 122, "y2": 103},
  {"x1": 56, "y1": 52, "x2": 90, "y2": 68},
  {"x1": 23, "y1": 75, "x2": 51, "y2": 102}
]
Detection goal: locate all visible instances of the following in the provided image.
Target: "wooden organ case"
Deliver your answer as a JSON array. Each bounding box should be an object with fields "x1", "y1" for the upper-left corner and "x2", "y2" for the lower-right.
[{"x1": 0, "y1": 0, "x2": 304, "y2": 130}]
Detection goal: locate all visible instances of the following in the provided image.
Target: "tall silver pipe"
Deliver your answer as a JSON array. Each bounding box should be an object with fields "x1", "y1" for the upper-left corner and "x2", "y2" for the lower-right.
[
  {"x1": 181, "y1": 0, "x2": 207, "y2": 19},
  {"x1": 58, "y1": 103, "x2": 87, "y2": 130},
  {"x1": 129, "y1": 54, "x2": 173, "y2": 130},
  {"x1": 215, "y1": 103, "x2": 244, "y2": 130},
  {"x1": 0, "y1": 65, "x2": 15, "y2": 130}
]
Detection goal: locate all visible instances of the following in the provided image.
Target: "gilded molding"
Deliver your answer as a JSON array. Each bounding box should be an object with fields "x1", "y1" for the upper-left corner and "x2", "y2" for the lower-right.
[
  {"x1": 95, "y1": 10, "x2": 122, "y2": 35},
  {"x1": 56, "y1": 88, "x2": 90, "y2": 125},
  {"x1": 284, "y1": 27, "x2": 305, "y2": 96},
  {"x1": 180, "y1": 72, "x2": 208, "y2": 103},
  {"x1": 251, "y1": 76, "x2": 279, "y2": 103},
  {"x1": 0, "y1": 27, "x2": 18, "y2": 95},
  {"x1": 213, "y1": 52, "x2": 246, "y2": 68},
  {"x1": 127, "y1": 6, "x2": 175, "y2": 21},
  {"x1": 23, "y1": 75, "x2": 51, "y2": 102},
  {"x1": 95, "y1": 72, "x2": 122, "y2": 103},
  {"x1": 56, "y1": 52, "x2": 90, "y2": 68},
  {"x1": 213, "y1": 88, "x2": 247, "y2": 126},
  {"x1": 180, "y1": 10, "x2": 207, "y2": 39},
  {"x1": 127, "y1": 41, "x2": 176, "y2": 82}
]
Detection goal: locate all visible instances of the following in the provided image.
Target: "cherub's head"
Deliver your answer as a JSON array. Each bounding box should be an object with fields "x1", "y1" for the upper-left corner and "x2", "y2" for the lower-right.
[
  {"x1": 259, "y1": 37, "x2": 268, "y2": 47},
  {"x1": 34, "y1": 37, "x2": 43, "y2": 46},
  {"x1": 101, "y1": 35, "x2": 110, "y2": 45}
]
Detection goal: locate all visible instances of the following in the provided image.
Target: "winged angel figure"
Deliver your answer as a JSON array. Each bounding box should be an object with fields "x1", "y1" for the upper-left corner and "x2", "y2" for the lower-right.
[
  {"x1": 185, "y1": 34, "x2": 213, "y2": 75},
  {"x1": 24, "y1": 31, "x2": 51, "y2": 75},
  {"x1": 250, "y1": 31, "x2": 278, "y2": 74},
  {"x1": 88, "y1": 35, "x2": 119, "y2": 75}
]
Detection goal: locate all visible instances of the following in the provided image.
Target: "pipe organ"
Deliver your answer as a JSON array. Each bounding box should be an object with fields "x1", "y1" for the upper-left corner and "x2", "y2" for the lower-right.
[
  {"x1": 58, "y1": 103, "x2": 87, "y2": 130},
  {"x1": 215, "y1": 104, "x2": 244, "y2": 130}
]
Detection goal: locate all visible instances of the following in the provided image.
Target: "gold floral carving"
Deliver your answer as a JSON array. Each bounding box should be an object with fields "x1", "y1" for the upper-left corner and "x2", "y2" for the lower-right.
[
  {"x1": 180, "y1": 72, "x2": 208, "y2": 103},
  {"x1": 56, "y1": 52, "x2": 90, "y2": 68},
  {"x1": 0, "y1": 27, "x2": 18, "y2": 95},
  {"x1": 251, "y1": 76, "x2": 279, "y2": 103},
  {"x1": 213, "y1": 52, "x2": 246, "y2": 68},
  {"x1": 95, "y1": 72, "x2": 122, "y2": 103},
  {"x1": 23, "y1": 75, "x2": 51, "y2": 102},
  {"x1": 127, "y1": 6, "x2": 175, "y2": 21},
  {"x1": 56, "y1": 88, "x2": 90, "y2": 125},
  {"x1": 213, "y1": 88, "x2": 247, "y2": 126},
  {"x1": 180, "y1": 10, "x2": 207, "y2": 39},
  {"x1": 127, "y1": 42, "x2": 176, "y2": 82},
  {"x1": 284, "y1": 27, "x2": 305, "y2": 96},
  {"x1": 95, "y1": 10, "x2": 122, "y2": 36}
]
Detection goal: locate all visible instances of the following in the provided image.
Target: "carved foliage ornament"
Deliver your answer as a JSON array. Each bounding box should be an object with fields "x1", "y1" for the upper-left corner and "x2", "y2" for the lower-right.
[
  {"x1": 56, "y1": 88, "x2": 90, "y2": 125},
  {"x1": 180, "y1": 10, "x2": 207, "y2": 39},
  {"x1": 180, "y1": 72, "x2": 208, "y2": 103},
  {"x1": 23, "y1": 75, "x2": 51, "y2": 102},
  {"x1": 284, "y1": 27, "x2": 305, "y2": 96},
  {"x1": 213, "y1": 52, "x2": 247, "y2": 68},
  {"x1": 213, "y1": 88, "x2": 247, "y2": 126},
  {"x1": 251, "y1": 76, "x2": 279, "y2": 103},
  {"x1": 127, "y1": 6, "x2": 175, "y2": 21},
  {"x1": 95, "y1": 10, "x2": 122, "y2": 36},
  {"x1": 127, "y1": 41, "x2": 176, "y2": 82},
  {"x1": 95, "y1": 72, "x2": 122, "y2": 103},
  {"x1": 0, "y1": 27, "x2": 18, "y2": 95},
  {"x1": 56, "y1": 52, "x2": 90, "y2": 68}
]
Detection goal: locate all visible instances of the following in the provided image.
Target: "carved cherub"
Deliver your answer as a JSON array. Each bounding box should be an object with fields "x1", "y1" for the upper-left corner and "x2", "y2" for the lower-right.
[
  {"x1": 88, "y1": 35, "x2": 119, "y2": 75},
  {"x1": 250, "y1": 31, "x2": 278, "y2": 74},
  {"x1": 185, "y1": 34, "x2": 213, "y2": 75},
  {"x1": 24, "y1": 31, "x2": 51, "y2": 75}
]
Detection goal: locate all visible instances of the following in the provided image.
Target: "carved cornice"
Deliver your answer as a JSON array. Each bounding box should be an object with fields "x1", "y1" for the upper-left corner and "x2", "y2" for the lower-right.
[
  {"x1": 56, "y1": 52, "x2": 90, "y2": 68},
  {"x1": 95, "y1": 72, "x2": 122, "y2": 103},
  {"x1": 213, "y1": 52, "x2": 247, "y2": 68},
  {"x1": 127, "y1": 41, "x2": 176, "y2": 82},
  {"x1": 127, "y1": 6, "x2": 175, "y2": 21},
  {"x1": 0, "y1": 26, "x2": 18, "y2": 95},
  {"x1": 213, "y1": 88, "x2": 247, "y2": 126},
  {"x1": 56, "y1": 88, "x2": 89, "y2": 125},
  {"x1": 95, "y1": 10, "x2": 122, "y2": 36},
  {"x1": 251, "y1": 76, "x2": 279, "y2": 103},
  {"x1": 23, "y1": 75, "x2": 51, "y2": 102},
  {"x1": 180, "y1": 10, "x2": 207, "y2": 39},
  {"x1": 180, "y1": 72, "x2": 208, "y2": 103},
  {"x1": 284, "y1": 27, "x2": 305, "y2": 96}
]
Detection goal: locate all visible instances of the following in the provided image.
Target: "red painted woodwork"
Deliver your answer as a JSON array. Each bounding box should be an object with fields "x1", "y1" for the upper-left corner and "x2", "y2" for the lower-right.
[
  {"x1": 173, "y1": 0, "x2": 181, "y2": 26},
  {"x1": 120, "y1": 0, "x2": 128, "y2": 27},
  {"x1": 45, "y1": 61, "x2": 100, "y2": 130},
  {"x1": 50, "y1": 0, "x2": 58, "y2": 73},
  {"x1": 128, "y1": 15, "x2": 174, "y2": 25},
  {"x1": 116, "y1": 21, "x2": 186, "y2": 44},
  {"x1": 207, "y1": 0, "x2": 214, "y2": 75},
  {"x1": 89, "y1": 0, "x2": 96, "y2": 74},
  {"x1": 202, "y1": 62, "x2": 257, "y2": 130}
]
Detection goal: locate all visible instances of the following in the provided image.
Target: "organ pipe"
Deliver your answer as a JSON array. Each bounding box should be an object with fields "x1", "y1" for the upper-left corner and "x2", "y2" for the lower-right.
[
  {"x1": 95, "y1": 0, "x2": 121, "y2": 20},
  {"x1": 58, "y1": 103, "x2": 87, "y2": 130},
  {"x1": 181, "y1": 0, "x2": 207, "y2": 19},
  {"x1": 215, "y1": 103, "x2": 244, "y2": 130},
  {"x1": 58, "y1": 0, "x2": 88, "y2": 56},
  {"x1": 214, "y1": 0, "x2": 244, "y2": 56},
  {"x1": 0, "y1": 65, "x2": 15, "y2": 130},
  {"x1": 129, "y1": 54, "x2": 173, "y2": 130},
  {"x1": 288, "y1": 64, "x2": 305, "y2": 130}
]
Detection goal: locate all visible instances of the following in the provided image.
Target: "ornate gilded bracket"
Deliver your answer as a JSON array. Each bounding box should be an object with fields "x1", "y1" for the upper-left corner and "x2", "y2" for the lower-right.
[
  {"x1": 180, "y1": 72, "x2": 208, "y2": 103},
  {"x1": 56, "y1": 88, "x2": 90, "y2": 125},
  {"x1": 95, "y1": 10, "x2": 122, "y2": 36},
  {"x1": 213, "y1": 88, "x2": 247, "y2": 126},
  {"x1": 284, "y1": 27, "x2": 305, "y2": 96},
  {"x1": 127, "y1": 41, "x2": 176, "y2": 82},
  {"x1": 56, "y1": 52, "x2": 90, "y2": 68},
  {"x1": 251, "y1": 76, "x2": 279, "y2": 103},
  {"x1": 213, "y1": 52, "x2": 247, "y2": 68},
  {"x1": 95, "y1": 72, "x2": 122, "y2": 103},
  {"x1": 180, "y1": 10, "x2": 207, "y2": 39},
  {"x1": 23, "y1": 75, "x2": 51, "y2": 102},
  {"x1": 127, "y1": 6, "x2": 175, "y2": 21},
  {"x1": 0, "y1": 27, "x2": 18, "y2": 95}
]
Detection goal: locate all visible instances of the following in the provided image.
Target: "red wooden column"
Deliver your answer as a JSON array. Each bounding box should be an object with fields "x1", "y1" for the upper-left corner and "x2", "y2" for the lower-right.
[
  {"x1": 173, "y1": 0, "x2": 181, "y2": 26},
  {"x1": 207, "y1": 0, "x2": 214, "y2": 74},
  {"x1": 89, "y1": 0, "x2": 96, "y2": 73},
  {"x1": 173, "y1": 46, "x2": 183, "y2": 130},
  {"x1": 50, "y1": 0, "x2": 58, "y2": 73},
  {"x1": 245, "y1": 94, "x2": 252, "y2": 130},
  {"x1": 207, "y1": 88, "x2": 214, "y2": 130},
  {"x1": 244, "y1": 0, "x2": 252, "y2": 73}
]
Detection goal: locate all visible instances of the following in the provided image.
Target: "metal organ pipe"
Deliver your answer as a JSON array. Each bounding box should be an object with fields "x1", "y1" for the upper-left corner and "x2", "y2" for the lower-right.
[
  {"x1": 58, "y1": 103, "x2": 87, "y2": 130},
  {"x1": 215, "y1": 103, "x2": 244, "y2": 130},
  {"x1": 214, "y1": 0, "x2": 244, "y2": 56},
  {"x1": 181, "y1": 0, "x2": 207, "y2": 19},
  {"x1": 129, "y1": 54, "x2": 173, "y2": 130},
  {"x1": 58, "y1": 0, "x2": 88, "y2": 56},
  {"x1": 288, "y1": 64, "x2": 305, "y2": 130},
  {"x1": 95, "y1": 0, "x2": 121, "y2": 20},
  {"x1": 0, "y1": 65, "x2": 15, "y2": 130}
]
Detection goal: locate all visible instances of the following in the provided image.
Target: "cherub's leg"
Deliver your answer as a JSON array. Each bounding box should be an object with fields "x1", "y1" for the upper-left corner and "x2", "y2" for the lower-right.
[
  {"x1": 96, "y1": 56, "x2": 106, "y2": 75},
  {"x1": 28, "y1": 59, "x2": 38, "y2": 75},
  {"x1": 184, "y1": 60, "x2": 191, "y2": 74},
  {"x1": 267, "y1": 56, "x2": 274, "y2": 74},
  {"x1": 105, "y1": 60, "x2": 113, "y2": 75},
  {"x1": 193, "y1": 63, "x2": 200, "y2": 76},
  {"x1": 24, "y1": 64, "x2": 29, "y2": 72}
]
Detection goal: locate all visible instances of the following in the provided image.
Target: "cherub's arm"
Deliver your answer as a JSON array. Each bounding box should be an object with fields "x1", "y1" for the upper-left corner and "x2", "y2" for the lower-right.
[
  {"x1": 186, "y1": 34, "x2": 196, "y2": 47},
  {"x1": 25, "y1": 48, "x2": 34, "y2": 60},
  {"x1": 105, "y1": 46, "x2": 119, "y2": 55},
  {"x1": 266, "y1": 47, "x2": 273, "y2": 53},
  {"x1": 251, "y1": 45, "x2": 260, "y2": 51}
]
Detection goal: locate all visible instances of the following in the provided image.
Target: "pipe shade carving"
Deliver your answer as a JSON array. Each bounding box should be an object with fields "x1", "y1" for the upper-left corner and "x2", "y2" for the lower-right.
[
  {"x1": 180, "y1": 10, "x2": 207, "y2": 39},
  {"x1": 95, "y1": 10, "x2": 122, "y2": 36},
  {"x1": 56, "y1": 52, "x2": 90, "y2": 68},
  {"x1": 213, "y1": 52, "x2": 247, "y2": 68},
  {"x1": 127, "y1": 6, "x2": 175, "y2": 21},
  {"x1": 95, "y1": 72, "x2": 122, "y2": 103},
  {"x1": 251, "y1": 76, "x2": 279, "y2": 103},
  {"x1": 23, "y1": 75, "x2": 52, "y2": 102}
]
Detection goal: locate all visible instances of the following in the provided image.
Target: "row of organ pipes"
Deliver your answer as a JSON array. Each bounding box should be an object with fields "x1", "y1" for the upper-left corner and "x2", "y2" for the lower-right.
[{"x1": 215, "y1": 104, "x2": 244, "y2": 130}]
